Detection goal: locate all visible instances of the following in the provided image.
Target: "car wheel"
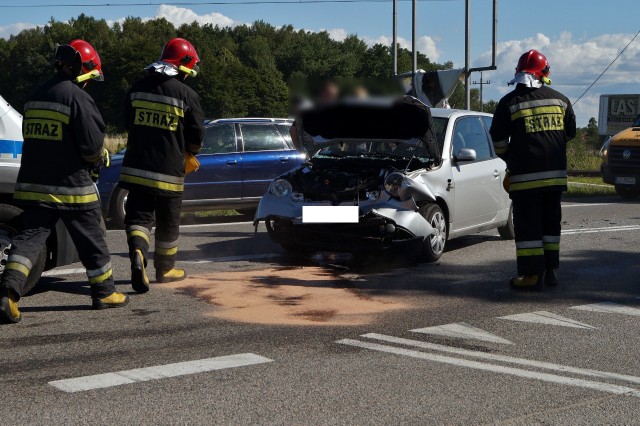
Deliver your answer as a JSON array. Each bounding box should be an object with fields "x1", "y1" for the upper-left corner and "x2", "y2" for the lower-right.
[
  {"x1": 0, "y1": 204, "x2": 46, "y2": 295},
  {"x1": 615, "y1": 185, "x2": 639, "y2": 199},
  {"x1": 498, "y1": 204, "x2": 516, "y2": 240},
  {"x1": 110, "y1": 187, "x2": 129, "y2": 229},
  {"x1": 419, "y1": 203, "x2": 447, "y2": 262}
]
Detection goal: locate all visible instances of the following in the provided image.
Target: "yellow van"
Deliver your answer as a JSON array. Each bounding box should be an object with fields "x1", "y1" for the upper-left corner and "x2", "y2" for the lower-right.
[{"x1": 601, "y1": 114, "x2": 640, "y2": 198}]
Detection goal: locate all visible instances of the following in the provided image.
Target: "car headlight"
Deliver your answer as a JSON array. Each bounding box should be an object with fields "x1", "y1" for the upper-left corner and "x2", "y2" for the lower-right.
[
  {"x1": 270, "y1": 178, "x2": 293, "y2": 197},
  {"x1": 384, "y1": 172, "x2": 404, "y2": 197}
]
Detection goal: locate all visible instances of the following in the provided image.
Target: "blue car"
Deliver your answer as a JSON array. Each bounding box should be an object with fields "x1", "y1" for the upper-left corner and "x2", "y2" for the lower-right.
[{"x1": 98, "y1": 118, "x2": 307, "y2": 227}]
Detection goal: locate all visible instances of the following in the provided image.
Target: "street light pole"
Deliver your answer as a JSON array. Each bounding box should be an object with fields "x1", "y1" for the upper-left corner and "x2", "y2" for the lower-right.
[
  {"x1": 412, "y1": 0, "x2": 417, "y2": 74},
  {"x1": 393, "y1": 0, "x2": 398, "y2": 76},
  {"x1": 465, "y1": 0, "x2": 471, "y2": 110}
]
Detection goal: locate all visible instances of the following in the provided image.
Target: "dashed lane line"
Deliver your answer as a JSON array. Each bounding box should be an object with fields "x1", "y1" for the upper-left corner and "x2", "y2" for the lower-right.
[
  {"x1": 337, "y1": 338, "x2": 640, "y2": 397},
  {"x1": 49, "y1": 353, "x2": 273, "y2": 393},
  {"x1": 360, "y1": 333, "x2": 640, "y2": 386}
]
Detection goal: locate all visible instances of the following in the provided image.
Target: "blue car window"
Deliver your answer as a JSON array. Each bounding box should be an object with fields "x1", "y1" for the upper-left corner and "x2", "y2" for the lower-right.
[
  {"x1": 275, "y1": 123, "x2": 293, "y2": 148},
  {"x1": 202, "y1": 124, "x2": 236, "y2": 154},
  {"x1": 240, "y1": 124, "x2": 286, "y2": 152}
]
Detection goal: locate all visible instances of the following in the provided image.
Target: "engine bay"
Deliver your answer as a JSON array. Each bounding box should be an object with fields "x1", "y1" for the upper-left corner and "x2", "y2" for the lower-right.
[{"x1": 287, "y1": 156, "x2": 431, "y2": 203}]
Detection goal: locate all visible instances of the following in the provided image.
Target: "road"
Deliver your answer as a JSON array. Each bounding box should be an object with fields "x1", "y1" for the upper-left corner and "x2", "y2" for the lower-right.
[{"x1": 2, "y1": 196, "x2": 639, "y2": 424}]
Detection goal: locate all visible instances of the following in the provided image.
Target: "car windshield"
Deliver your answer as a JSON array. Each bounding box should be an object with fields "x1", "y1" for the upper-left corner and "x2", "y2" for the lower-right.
[{"x1": 633, "y1": 115, "x2": 640, "y2": 127}]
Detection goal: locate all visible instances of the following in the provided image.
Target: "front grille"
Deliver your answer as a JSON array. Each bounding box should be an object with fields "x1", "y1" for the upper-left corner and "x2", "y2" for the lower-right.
[{"x1": 609, "y1": 146, "x2": 640, "y2": 168}]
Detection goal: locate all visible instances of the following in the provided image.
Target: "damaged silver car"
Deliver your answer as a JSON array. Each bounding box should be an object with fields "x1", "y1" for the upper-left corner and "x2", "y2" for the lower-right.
[{"x1": 254, "y1": 96, "x2": 514, "y2": 261}]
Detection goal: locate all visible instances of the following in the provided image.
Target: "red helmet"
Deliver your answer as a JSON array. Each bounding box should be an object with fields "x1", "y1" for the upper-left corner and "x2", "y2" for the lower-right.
[
  {"x1": 159, "y1": 38, "x2": 200, "y2": 77},
  {"x1": 53, "y1": 39, "x2": 103, "y2": 82},
  {"x1": 515, "y1": 49, "x2": 550, "y2": 79}
]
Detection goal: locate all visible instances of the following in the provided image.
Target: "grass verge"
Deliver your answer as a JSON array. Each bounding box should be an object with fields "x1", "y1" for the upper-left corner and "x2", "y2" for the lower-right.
[{"x1": 566, "y1": 176, "x2": 615, "y2": 197}]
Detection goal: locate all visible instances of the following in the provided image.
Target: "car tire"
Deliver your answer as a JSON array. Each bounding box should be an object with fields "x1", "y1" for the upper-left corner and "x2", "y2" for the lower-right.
[
  {"x1": 498, "y1": 204, "x2": 516, "y2": 240},
  {"x1": 0, "y1": 204, "x2": 46, "y2": 295},
  {"x1": 419, "y1": 203, "x2": 447, "y2": 262},
  {"x1": 110, "y1": 187, "x2": 129, "y2": 229},
  {"x1": 615, "y1": 185, "x2": 640, "y2": 199}
]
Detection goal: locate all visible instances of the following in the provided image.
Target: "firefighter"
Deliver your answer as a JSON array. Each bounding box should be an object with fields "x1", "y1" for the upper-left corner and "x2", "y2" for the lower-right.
[
  {"x1": 119, "y1": 38, "x2": 205, "y2": 293},
  {"x1": 490, "y1": 49, "x2": 577, "y2": 290},
  {"x1": 0, "y1": 40, "x2": 129, "y2": 324}
]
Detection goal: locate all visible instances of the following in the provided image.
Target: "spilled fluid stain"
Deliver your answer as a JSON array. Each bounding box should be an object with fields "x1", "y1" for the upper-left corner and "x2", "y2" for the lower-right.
[{"x1": 160, "y1": 266, "x2": 408, "y2": 326}]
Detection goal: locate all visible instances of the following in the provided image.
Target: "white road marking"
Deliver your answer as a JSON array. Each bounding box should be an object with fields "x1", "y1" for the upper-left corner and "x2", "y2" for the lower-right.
[
  {"x1": 498, "y1": 311, "x2": 596, "y2": 329},
  {"x1": 360, "y1": 333, "x2": 640, "y2": 385},
  {"x1": 180, "y1": 253, "x2": 280, "y2": 264},
  {"x1": 571, "y1": 302, "x2": 640, "y2": 317},
  {"x1": 337, "y1": 338, "x2": 640, "y2": 397},
  {"x1": 410, "y1": 322, "x2": 513, "y2": 345},
  {"x1": 49, "y1": 353, "x2": 273, "y2": 393},
  {"x1": 42, "y1": 268, "x2": 86, "y2": 277},
  {"x1": 562, "y1": 225, "x2": 640, "y2": 235},
  {"x1": 562, "y1": 203, "x2": 615, "y2": 208}
]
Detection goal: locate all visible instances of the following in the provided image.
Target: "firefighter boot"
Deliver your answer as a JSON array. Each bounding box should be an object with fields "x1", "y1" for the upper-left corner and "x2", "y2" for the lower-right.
[
  {"x1": 510, "y1": 272, "x2": 545, "y2": 291},
  {"x1": 156, "y1": 268, "x2": 187, "y2": 283},
  {"x1": 92, "y1": 292, "x2": 130, "y2": 310},
  {"x1": 545, "y1": 269, "x2": 559, "y2": 286},
  {"x1": 131, "y1": 249, "x2": 150, "y2": 293},
  {"x1": 0, "y1": 287, "x2": 21, "y2": 324}
]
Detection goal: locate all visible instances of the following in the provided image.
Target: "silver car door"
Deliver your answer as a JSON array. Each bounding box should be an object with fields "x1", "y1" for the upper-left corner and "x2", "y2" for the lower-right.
[{"x1": 450, "y1": 116, "x2": 502, "y2": 230}]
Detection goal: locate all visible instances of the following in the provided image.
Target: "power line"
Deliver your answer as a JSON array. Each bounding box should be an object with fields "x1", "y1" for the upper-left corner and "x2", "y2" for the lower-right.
[
  {"x1": 573, "y1": 29, "x2": 640, "y2": 106},
  {"x1": 0, "y1": 0, "x2": 459, "y2": 8}
]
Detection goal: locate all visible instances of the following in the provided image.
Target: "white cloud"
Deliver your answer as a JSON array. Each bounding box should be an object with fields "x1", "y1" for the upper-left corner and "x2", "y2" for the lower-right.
[
  {"x1": 324, "y1": 28, "x2": 349, "y2": 42},
  {"x1": 154, "y1": 5, "x2": 235, "y2": 28},
  {"x1": 362, "y1": 34, "x2": 441, "y2": 61},
  {"x1": 474, "y1": 31, "x2": 640, "y2": 126},
  {"x1": 0, "y1": 22, "x2": 37, "y2": 39}
]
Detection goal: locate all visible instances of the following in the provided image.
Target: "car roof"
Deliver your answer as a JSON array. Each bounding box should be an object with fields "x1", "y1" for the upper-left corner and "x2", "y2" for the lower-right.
[
  {"x1": 430, "y1": 108, "x2": 493, "y2": 119},
  {"x1": 207, "y1": 118, "x2": 294, "y2": 125}
]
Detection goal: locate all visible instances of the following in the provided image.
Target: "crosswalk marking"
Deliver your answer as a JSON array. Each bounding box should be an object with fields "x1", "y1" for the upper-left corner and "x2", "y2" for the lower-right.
[
  {"x1": 411, "y1": 322, "x2": 513, "y2": 345},
  {"x1": 337, "y1": 338, "x2": 640, "y2": 398},
  {"x1": 571, "y1": 302, "x2": 640, "y2": 317},
  {"x1": 498, "y1": 311, "x2": 596, "y2": 329},
  {"x1": 361, "y1": 333, "x2": 640, "y2": 385},
  {"x1": 49, "y1": 353, "x2": 273, "y2": 393}
]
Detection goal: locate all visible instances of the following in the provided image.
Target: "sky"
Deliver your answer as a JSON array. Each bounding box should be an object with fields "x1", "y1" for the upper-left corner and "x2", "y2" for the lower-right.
[{"x1": 1, "y1": 0, "x2": 639, "y2": 127}]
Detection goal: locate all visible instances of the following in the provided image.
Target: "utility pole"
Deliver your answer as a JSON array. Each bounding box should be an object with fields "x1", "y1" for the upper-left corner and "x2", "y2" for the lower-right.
[
  {"x1": 412, "y1": 0, "x2": 417, "y2": 74},
  {"x1": 464, "y1": 0, "x2": 471, "y2": 109},
  {"x1": 392, "y1": 0, "x2": 397, "y2": 76},
  {"x1": 472, "y1": 71, "x2": 491, "y2": 112}
]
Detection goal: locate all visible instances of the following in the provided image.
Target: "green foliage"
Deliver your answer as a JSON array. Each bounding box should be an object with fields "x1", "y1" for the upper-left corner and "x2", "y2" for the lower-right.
[
  {"x1": 0, "y1": 16, "x2": 489, "y2": 129},
  {"x1": 566, "y1": 131, "x2": 602, "y2": 171}
]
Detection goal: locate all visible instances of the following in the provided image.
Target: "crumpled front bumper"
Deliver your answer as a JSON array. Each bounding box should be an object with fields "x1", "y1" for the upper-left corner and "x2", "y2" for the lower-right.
[{"x1": 255, "y1": 193, "x2": 435, "y2": 253}]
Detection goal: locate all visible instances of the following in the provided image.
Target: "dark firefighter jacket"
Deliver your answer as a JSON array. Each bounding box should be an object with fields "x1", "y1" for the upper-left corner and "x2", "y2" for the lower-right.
[
  {"x1": 490, "y1": 84, "x2": 577, "y2": 194},
  {"x1": 15, "y1": 73, "x2": 105, "y2": 210},
  {"x1": 119, "y1": 72, "x2": 205, "y2": 197}
]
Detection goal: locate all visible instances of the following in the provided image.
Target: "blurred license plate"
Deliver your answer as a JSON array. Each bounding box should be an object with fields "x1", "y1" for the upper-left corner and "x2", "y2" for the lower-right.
[
  {"x1": 302, "y1": 206, "x2": 359, "y2": 223},
  {"x1": 615, "y1": 177, "x2": 636, "y2": 185}
]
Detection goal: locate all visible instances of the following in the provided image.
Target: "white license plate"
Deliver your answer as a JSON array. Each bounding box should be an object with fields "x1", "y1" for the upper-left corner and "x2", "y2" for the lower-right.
[
  {"x1": 302, "y1": 206, "x2": 359, "y2": 223},
  {"x1": 615, "y1": 176, "x2": 636, "y2": 185}
]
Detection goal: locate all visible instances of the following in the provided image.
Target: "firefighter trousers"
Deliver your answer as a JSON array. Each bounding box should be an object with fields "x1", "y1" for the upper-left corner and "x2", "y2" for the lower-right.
[
  {"x1": 124, "y1": 190, "x2": 182, "y2": 273},
  {"x1": 512, "y1": 191, "x2": 562, "y2": 276},
  {"x1": 1, "y1": 206, "x2": 115, "y2": 300}
]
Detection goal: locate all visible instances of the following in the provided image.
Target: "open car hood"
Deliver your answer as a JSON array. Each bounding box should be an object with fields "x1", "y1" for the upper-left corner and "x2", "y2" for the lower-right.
[{"x1": 298, "y1": 96, "x2": 439, "y2": 163}]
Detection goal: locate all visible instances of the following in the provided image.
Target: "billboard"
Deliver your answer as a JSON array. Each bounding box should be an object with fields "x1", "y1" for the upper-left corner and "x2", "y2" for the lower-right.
[{"x1": 598, "y1": 94, "x2": 640, "y2": 136}]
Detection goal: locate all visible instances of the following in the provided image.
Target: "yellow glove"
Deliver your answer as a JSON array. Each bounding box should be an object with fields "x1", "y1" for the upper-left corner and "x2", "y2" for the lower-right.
[
  {"x1": 502, "y1": 171, "x2": 511, "y2": 193},
  {"x1": 102, "y1": 148, "x2": 110, "y2": 168},
  {"x1": 185, "y1": 152, "x2": 200, "y2": 175}
]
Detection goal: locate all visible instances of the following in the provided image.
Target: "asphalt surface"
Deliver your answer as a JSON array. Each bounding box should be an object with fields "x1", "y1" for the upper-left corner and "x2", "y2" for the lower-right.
[{"x1": 2, "y1": 196, "x2": 640, "y2": 425}]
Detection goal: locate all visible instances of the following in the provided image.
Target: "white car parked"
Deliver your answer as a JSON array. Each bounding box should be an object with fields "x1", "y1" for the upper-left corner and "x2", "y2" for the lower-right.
[{"x1": 254, "y1": 96, "x2": 514, "y2": 261}]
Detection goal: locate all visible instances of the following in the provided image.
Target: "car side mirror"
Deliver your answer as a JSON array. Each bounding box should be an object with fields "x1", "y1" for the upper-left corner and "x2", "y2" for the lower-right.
[{"x1": 455, "y1": 148, "x2": 477, "y2": 162}]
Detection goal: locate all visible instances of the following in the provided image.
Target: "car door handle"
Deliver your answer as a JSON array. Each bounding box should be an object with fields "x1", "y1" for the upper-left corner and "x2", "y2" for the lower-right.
[
  {"x1": 493, "y1": 170, "x2": 500, "y2": 178},
  {"x1": 279, "y1": 156, "x2": 290, "y2": 162},
  {"x1": 226, "y1": 160, "x2": 238, "y2": 166}
]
